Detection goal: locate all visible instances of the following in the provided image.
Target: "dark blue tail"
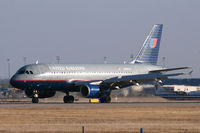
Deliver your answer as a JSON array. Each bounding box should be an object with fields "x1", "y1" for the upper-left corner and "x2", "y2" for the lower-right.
[{"x1": 132, "y1": 24, "x2": 163, "y2": 65}]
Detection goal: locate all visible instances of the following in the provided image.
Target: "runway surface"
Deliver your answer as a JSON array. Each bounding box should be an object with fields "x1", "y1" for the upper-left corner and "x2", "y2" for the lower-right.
[
  {"x1": 0, "y1": 101, "x2": 200, "y2": 108},
  {"x1": 0, "y1": 99, "x2": 200, "y2": 133},
  {"x1": 0, "y1": 96, "x2": 200, "y2": 107}
]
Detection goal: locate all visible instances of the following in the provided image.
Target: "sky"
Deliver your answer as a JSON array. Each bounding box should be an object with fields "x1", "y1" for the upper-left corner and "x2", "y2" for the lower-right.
[{"x1": 0, "y1": 0, "x2": 200, "y2": 79}]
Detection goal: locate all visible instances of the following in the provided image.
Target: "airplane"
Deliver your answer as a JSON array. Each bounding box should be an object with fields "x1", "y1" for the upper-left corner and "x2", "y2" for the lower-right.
[{"x1": 10, "y1": 24, "x2": 190, "y2": 103}]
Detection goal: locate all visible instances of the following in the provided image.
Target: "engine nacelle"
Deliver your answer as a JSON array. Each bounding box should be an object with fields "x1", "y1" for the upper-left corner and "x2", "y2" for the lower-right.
[
  {"x1": 80, "y1": 84, "x2": 100, "y2": 98},
  {"x1": 25, "y1": 89, "x2": 56, "y2": 98}
]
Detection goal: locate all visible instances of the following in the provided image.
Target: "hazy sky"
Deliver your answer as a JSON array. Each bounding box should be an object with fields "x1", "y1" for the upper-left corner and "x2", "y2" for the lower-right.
[{"x1": 0, "y1": 0, "x2": 200, "y2": 78}]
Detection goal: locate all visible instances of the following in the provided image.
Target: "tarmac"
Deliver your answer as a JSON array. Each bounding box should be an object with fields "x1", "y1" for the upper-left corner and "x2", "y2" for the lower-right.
[
  {"x1": 0, "y1": 97, "x2": 200, "y2": 133},
  {"x1": 0, "y1": 101, "x2": 200, "y2": 108}
]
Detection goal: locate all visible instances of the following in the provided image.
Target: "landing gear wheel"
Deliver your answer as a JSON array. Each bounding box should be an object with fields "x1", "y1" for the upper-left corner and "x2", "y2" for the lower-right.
[
  {"x1": 32, "y1": 90, "x2": 39, "y2": 103},
  {"x1": 63, "y1": 96, "x2": 69, "y2": 103},
  {"x1": 105, "y1": 96, "x2": 111, "y2": 103},
  {"x1": 32, "y1": 97, "x2": 39, "y2": 103},
  {"x1": 100, "y1": 96, "x2": 111, "y2": 103},
  {"x1": 63, "y1": 96, "x2": 74, "y2": 103},
  {"x1": 100, "y1": 98, "x2": 104, "y2": 103},
  {"x1": 69, "y1": 96, "x2": 74, "y2": 103}
]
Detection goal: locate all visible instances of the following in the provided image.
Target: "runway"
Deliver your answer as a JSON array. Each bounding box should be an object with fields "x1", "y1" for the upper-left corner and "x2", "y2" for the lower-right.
[
  {"x1": 0, "y1": 98, "x2": 200, "y2": 133},
  {"x1": 1, "y1": 96, "x2": 200, "y2": 107},
  {"x1": 0, "y1": 101, "x2": 200, "y2": 108}
]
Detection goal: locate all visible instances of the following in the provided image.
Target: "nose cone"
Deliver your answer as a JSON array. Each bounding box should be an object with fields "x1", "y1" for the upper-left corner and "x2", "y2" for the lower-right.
[{"x1": 10, "y1": 75, "x2": 17, "y2": 87}]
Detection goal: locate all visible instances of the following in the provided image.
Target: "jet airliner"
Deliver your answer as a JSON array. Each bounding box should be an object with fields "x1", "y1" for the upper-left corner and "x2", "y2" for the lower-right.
[{"x1": 10, "y1": 24, "x2": 189, "y2": 103}]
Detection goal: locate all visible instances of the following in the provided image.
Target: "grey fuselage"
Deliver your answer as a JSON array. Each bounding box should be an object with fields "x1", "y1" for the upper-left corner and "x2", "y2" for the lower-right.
[{"x1": 10, "y1": 63, "x2": 163, "y2": 92}]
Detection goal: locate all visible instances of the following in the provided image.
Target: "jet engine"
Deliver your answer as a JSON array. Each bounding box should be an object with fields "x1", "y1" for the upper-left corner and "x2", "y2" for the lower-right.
[
  {"x1": 25, "y1": 89, "x2": 56, "y2": 98},
  {"x1": 80, "y1": 84, "x2": 100, "y2": 98}
]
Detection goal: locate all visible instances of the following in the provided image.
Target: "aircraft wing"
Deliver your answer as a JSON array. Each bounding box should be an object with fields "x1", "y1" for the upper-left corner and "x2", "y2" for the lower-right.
[
  {"x1": 101, "y1": 72, "x2": 185, "y2": 89},
  {"x1": 73, "y1": 67, "x2": 190, "y2": 89},
  {"x1": 149, "y1": 67, "x2": 190, "y2": 73}
]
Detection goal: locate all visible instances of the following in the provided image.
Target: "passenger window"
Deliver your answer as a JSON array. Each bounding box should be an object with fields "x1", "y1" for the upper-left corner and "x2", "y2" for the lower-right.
[{"x1": 30, "y1": 71, "x2": 33, "y2": 74}]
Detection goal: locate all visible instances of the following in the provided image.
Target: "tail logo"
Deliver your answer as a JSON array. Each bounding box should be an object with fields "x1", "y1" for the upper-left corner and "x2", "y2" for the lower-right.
[{"x1": 149, "y1": 38, "x2": 158, "y2": 48}]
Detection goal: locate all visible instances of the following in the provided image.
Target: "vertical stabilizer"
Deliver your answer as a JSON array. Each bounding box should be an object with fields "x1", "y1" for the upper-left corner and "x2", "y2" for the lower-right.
[{"x1": 132, "y1": 24, "x2": 163, "y2": 65}]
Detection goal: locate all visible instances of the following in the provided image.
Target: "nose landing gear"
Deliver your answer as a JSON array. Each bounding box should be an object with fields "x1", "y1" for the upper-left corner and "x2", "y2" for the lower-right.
[{"x1": 32, "y1": 90, "x2": 39, "y2": 103}]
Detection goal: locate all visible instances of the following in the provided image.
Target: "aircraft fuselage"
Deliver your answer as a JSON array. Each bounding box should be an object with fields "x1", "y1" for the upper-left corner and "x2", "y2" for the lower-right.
[{"x1": 10, "y1": 63, "x2": 162, "y2": 92}]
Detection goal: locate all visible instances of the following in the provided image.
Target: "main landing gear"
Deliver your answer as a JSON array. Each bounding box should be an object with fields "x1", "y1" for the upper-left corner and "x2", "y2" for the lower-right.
[
  {"x1": 100, "y1": 96, "x2": 111, "y2": 103},
  {"x1": 99, "y1": 87, "x2": 111, "y2": 103},
  {"x1": 63, "y1": 91, "x2": 74, "y2": 103},
  {"x1": 32, "y1": 90, "x2": 39, "y2": 103}
]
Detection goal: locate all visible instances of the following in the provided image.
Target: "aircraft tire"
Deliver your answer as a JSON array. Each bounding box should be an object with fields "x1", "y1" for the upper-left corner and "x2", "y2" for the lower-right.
[
  {"x1": 63, "y1": 96, "x2": 69, "y2": 103},
  {"x1": 105, "y1": 96, "x2": 111, "y2": 103},
  {"x1": 63, "y1": 96, "x2": 74, "y2": 103},
  {"x1": 99, "y1": 98, "x2": 104, "y2": 103},
  {"x1": 32, "y1": 97, "x2": 39, "y2": 103},
  {"x1": 69, "y1": 96, "x2": 74, "y2": 103},
  {"x1": 100, "y1": 96, "x2": 111, "y2": 103},
  {"x1": 100, "y1": 97, "x2": 106, "y2": 103}
]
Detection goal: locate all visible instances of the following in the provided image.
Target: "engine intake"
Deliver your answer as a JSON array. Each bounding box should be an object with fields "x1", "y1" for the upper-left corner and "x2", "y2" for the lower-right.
[{"x1": 80, "y1": 84, "x2": 100, "y2": 98}]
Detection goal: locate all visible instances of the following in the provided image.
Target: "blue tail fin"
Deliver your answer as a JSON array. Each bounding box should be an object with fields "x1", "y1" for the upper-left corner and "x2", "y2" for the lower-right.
[{"x1": 132, "y1": 24, "x2": 163, "y2": 65}]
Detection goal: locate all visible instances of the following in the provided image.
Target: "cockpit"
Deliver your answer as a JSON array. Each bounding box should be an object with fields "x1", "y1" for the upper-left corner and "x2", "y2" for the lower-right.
[
  {"x1": 10, "y1": 66, "x2": 36, "y2": 88},
  {"x1": 16, "y1": 68, "x2": 34, "y2": 75},
  {"x1": 15, "y1": 64, "x2": 48, "y2": 75}
]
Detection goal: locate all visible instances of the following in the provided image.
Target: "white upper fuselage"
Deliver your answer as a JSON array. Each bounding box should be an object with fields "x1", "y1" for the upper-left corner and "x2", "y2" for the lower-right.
[{"x1": 11, "y1": 64, "x2": 163, "y2": 82}]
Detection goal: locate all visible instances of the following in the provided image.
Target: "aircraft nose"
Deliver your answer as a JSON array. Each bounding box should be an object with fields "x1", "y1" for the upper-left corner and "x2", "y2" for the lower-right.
[{"x1": 10, "y1": 75, "x2": 17, "y2": 87}]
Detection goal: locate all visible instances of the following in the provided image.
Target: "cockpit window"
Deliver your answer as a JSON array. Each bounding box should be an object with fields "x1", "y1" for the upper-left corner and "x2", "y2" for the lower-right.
[
  {"x1": 17, "y1": 70, "x2": 25, "y2": 74},
  {"x1": 25, "y1": 71, "x2": 29, "y2": 74},
  {"x1": 17, "y1": 69, "x2": 34, "y2": 75},
  {"x1": 17, "y1": 66, "x2": 35, "y2": 75}
]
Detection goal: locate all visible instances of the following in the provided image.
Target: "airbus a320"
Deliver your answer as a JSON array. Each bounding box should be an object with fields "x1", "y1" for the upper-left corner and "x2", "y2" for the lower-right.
[{"x1": 10, "y1": 24, "x2": 189, "y2": 103}]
